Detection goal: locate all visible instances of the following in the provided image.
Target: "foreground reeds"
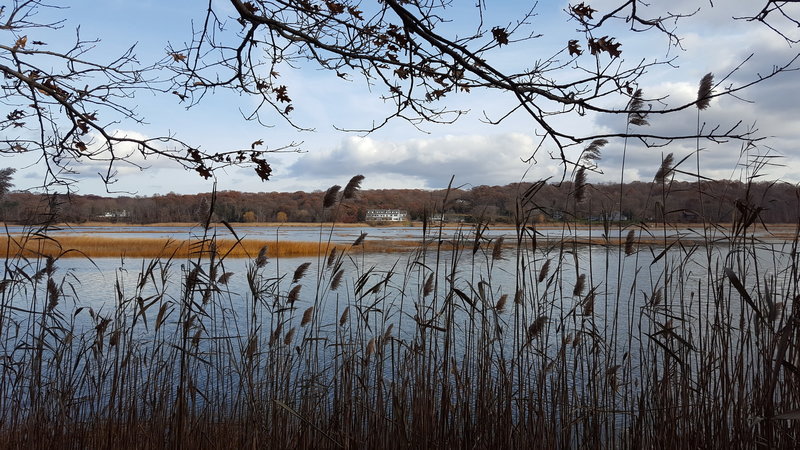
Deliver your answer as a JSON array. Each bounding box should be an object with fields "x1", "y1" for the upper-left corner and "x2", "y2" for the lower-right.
[{"x1": 0, "y1": 176, "x2": 799, "y2": 449}]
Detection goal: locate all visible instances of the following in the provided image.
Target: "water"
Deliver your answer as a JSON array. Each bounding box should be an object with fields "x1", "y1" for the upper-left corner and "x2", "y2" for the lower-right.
[
  {"x1": 5, "y1": 222, "x2": 783, "y2": 243},
  {"x1": 1, "y1": 224, "x2": 796, "y2": 435}
]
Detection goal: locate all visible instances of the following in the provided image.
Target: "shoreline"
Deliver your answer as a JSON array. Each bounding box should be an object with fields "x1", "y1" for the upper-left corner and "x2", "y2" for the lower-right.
[{"x1": 2, "y1": 220, "x2": 797, "y2": 231}]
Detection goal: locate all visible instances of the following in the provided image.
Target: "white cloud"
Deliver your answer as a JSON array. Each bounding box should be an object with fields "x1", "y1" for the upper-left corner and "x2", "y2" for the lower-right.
[{"x1": 287, "y1": 133, "x2": 560, "y2": 189}]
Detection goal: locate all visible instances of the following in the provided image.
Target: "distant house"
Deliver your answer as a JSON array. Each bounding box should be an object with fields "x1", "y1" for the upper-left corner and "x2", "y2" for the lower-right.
[
  {"x1": 588, "y1": 211, "x2": 628, "y2": 222},
  {"x1": 428, "y1": 213, "x2": 467, "y2": 223},
  {"x1": 365, "y1": 209, "x2": 409, "y2": 222},
  {"x1": 98, "y1": 210, "x2": 129, "y2": 219}
]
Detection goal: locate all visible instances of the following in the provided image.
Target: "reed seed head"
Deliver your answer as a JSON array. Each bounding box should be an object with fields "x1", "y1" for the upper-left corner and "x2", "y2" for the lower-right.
[
  {"x1": 650, "y1": 289, "x2": 663, "y2": 307},
  {"x1": 352, "y1": 232, "x2": 367, "y2": 246},
  {"x1": 383, "y1": 324, "x2": 394, "y2": 342},
  {"x1": 627, "y1": 88, "x2": 650, "y2": 126},
  {"x1": 365, "y1": 337, "x2": 376, "y2": 358},
  {"x1": 423, "y1": 273, "x2": 434, "y2": 297},
  {"x1": 323, "y1": 185, "x2": 341, "y2": 208},
  {"x1": 495, "y1": 294, "x2": 508, "y2": 312},
  {"x1": 47, "y1": 277, "x2": 59, "y2": 312},
  {"x1": 624, "y1": 229, "x2": 636, "y2": 255},
  {"x1": 218, "y1": 271, "x2": 234, "y2": 285},
  {"x1": 339, "y1": 306, "x2": 349, "y2": 326},
  {"x1": 574, "y1": 167, "x2": 587, "y2": 202},
  {"x1": 292, "y1": 262, "x2": 311, "y2": 283},
  {"x1": 255, "y1": 245, "x2": 269, "y2": 267},
  {"x1": 582, "y1": 291, "x2": 596, "y2": 316},
  {"x1": 284, "y1": 327, "x2": 296, "y2": 346},
  {"x1": 527, "y1": 315, "x2": 549, "y2": 341},
  {"x1": 342, "y1": 174, "x2": 365, "y2": 199},
  {"x1": 696, "y1": 72, "x2": 714, "y2": 110},
  {"x1": 654, "y1": 153, "x2": 674, "y2": 184},
  {"x1": 538, "y1": 259, "x2": 552, "y2": 283},
  {"x1": 573, "y1": 274, "x2": 586, "y2": 296},
  {"x1": 287, "y1": 284, "x2": 302, "y2": 304},
  {"x1": 301, "y1": 306, "x2": 314, "y2": 327},
  {"x1": 581, "y1": 139, "x2": 607, "y2": 164},
  {"x1": 326, "y1": 247, "x2": 337, "y2": 269},
  {"x1": 492, "y1": 236, "x2": 505, "y2": 261},
  {"x1": 331, "y1": 269, "x2": 344, "y2": 291}
]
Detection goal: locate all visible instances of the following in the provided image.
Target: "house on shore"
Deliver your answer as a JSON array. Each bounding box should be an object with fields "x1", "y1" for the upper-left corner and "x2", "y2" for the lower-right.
[
  {"x1": 98, "y1": 210, "x2": 130, "y2": 220},
  {"x1": 365, "y1": 209, "x2": 409, "y2": 222}
]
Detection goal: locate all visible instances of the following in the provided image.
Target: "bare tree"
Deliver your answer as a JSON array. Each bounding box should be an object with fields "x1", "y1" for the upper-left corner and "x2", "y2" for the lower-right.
[
  {"x1": 0, "y1": 0, "x2": 286, "y2": 191},
  {"x1": 170, "y1": 0, "x2": 800, "y2": 178},
  {"x1": 1, "y1": 1, "x2": 798, "y2": 191},
  {"x1": 737, "y1": 1, "x2": 800, "y2": 43}
]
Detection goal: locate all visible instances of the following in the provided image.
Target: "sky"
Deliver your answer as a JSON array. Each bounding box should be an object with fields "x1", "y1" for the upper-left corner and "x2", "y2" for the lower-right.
[{"x1": 4, "y1": 1, "x2": 800, "y2": 196}]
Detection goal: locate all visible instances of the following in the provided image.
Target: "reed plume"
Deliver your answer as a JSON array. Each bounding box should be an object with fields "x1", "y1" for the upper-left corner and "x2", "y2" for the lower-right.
[
  {"x1": 326, "y1": 247, "x2": 337, "y2": 268},
  {"x1": 46, "y1": 278, "x2": 59, "y2": 312},
  {"x1": 495, "y1": 294, "x2": 508, "y2": 312},
  {"x1": 339, "y1": 306, "x2": 349, "y2": 326},
  {"x1": 654, "y1": 153, "x2": 674, "y2": 183},
  {"x1": 538, "y1": 259, "x2": 551, "y2": 283},
  {"x1": 527, "y1": 316, "x2": 549, "y2": 342},
  {"x1": 352, "y1": 232, "x2": 367, "y2": 246},
  {"x1": 342, "y1": 174, "x2": 365, "y2": 199},
  {"x1": 627, "y1": 88, "x2": 650, "y2": 126},
  {"x1": 514, "y1": 288, "x2": 523, "y2": 305},
  {"x1": 650, "y1": 289, "x2": 663, "y2": 307},
  {"x1": 287, "y1": 284, "x2": 302, "y2": 304},
  {"x1": 573, "y1": 273, "x2": 586, "y2": 296},
  {"x1": 383, "y1": 323, "x2": 394, "y2": 342},
  {"x1": 331, "y1": 269, "x2": 344, "y2": 290},
  {"x1": 269, "y1": 323, "x2": 283, "y2": 347},
  {"x1": 365, "y1": 337, "x2": 376, "y2": 358},
  {"x1": 624, "y1": 229, "x2": 635, "y2": 255},
  {"x1": 573, "y1": 167, "x2": 587, "y2": 203},
  {"x1": 301, "y1": 306, "x2": 314, "y2": 326},
  {"x1": 492, "y1": 236, "x2": 505, "y2": 261},
  {"x1": 284, "y1": 327, "x2": 296, "y2": 346},
  {"x1": 322, "y1": 185, "x2": 341, "y2": 208},
  {"x1": 292, "y1": 262, "x2": 311, "y2": 283},
  {"x1": 255, "y1": 245, "x2": 269, "y2": 267},
  {"x1": 218, "y1": 271, "x2": 234, "y2": 285},
  {"x1": 423, "y1": 273, "x2": 434, "y2": 297},
  {"x1": 696, "y1": 72, "x2": 714, "y2": 110},
  {"x1": 581, "y1": 139, "x2": 607, "y2": 164},
  {"x1": 581, "y1": 290, "x2": 596, "y2": 316}
]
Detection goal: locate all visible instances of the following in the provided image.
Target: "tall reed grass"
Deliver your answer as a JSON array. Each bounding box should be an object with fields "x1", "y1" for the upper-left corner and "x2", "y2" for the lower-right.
[{"x1": 0, "y1": 167, "x2": 798, "y2": 449}]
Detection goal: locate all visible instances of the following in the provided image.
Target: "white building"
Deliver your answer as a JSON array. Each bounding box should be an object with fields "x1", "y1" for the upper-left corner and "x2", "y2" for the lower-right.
[{"x1": 365, "y1": 209, "x2": 409, "y2": 222}]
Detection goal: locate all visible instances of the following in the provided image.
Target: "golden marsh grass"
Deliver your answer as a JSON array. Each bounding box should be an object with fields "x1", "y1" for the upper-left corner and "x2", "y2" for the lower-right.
[{"x1": 0, "y1": 235, "x2": 418, "y2": 258}]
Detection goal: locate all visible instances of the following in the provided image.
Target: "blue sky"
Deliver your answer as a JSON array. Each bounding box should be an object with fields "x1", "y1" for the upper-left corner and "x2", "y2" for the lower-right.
[{"x1": 4, "y1": 1, "x2": 800, "y2": 196}]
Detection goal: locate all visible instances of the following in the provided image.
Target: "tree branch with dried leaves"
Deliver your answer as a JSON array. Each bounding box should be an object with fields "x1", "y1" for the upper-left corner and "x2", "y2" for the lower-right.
[
  {"x1": 170, "y1": 0, "x2": 799, "y2": 179},
  {"x1": 0, "y1": 0, "x2": 291, "y2": 192}
]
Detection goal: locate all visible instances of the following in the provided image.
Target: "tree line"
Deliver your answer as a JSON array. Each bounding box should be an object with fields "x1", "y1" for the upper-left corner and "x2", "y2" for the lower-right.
[{"x1": 1, "y1": 179, "x2": 797, "y2": 225}]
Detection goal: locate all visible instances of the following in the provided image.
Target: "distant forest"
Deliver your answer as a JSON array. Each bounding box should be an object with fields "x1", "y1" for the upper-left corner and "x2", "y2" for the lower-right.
[{"x1": 1, "y1": 180, "x2": 798, "y2": 224}]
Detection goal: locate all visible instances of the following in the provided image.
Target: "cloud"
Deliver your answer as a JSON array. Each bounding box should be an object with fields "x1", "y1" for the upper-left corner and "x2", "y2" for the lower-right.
[
  {"x1": 287, "y1": 133, "x2": 561, "y2": 189},
  {"x1": 70, "y1": 129, "x2": 194, "y2": 178},
  {"x1": 582, "y1": 20, "x2": 800, "y2": 184}
]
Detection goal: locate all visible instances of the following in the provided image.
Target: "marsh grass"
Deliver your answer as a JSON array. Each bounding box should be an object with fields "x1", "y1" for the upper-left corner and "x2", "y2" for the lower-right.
[
  {"x1": 0, "y1": 169, "x2": 799, "y2": 449},
  {"x1": 0, "y1": 235, "x2": 419, "y2": 259}
]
